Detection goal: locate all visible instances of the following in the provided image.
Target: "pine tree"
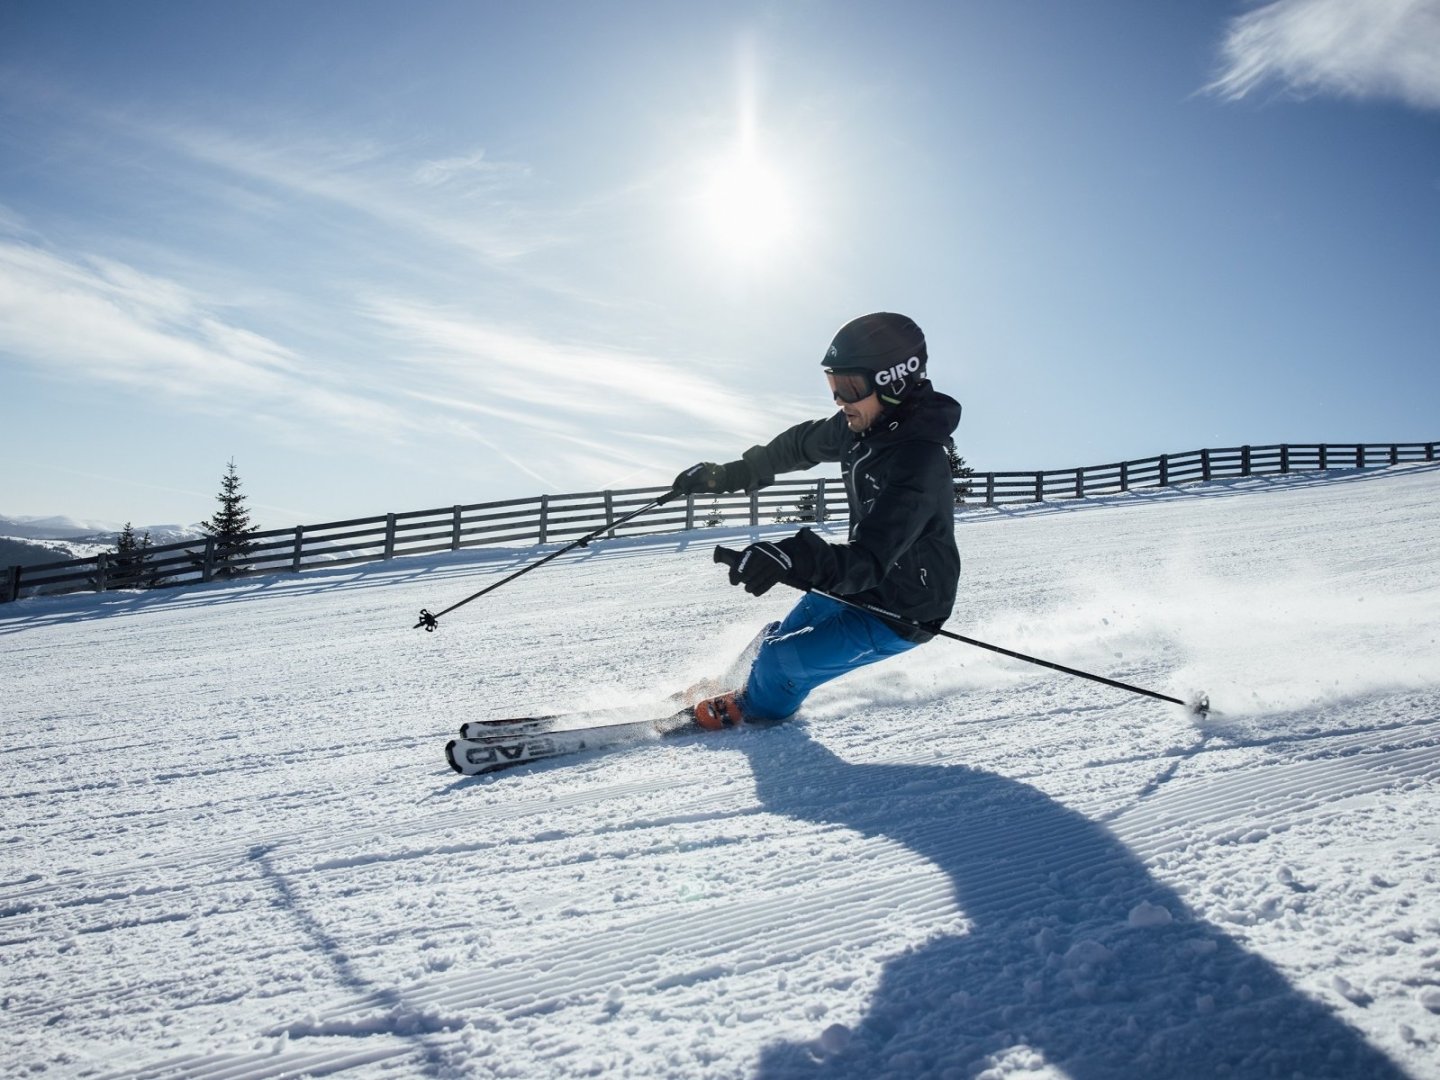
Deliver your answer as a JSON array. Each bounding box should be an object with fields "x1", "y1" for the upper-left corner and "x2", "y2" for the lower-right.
[
  {"x1": 946, "y1": 444, "x2": 974, "y2": 506},
  {"x1": 110, "y1": 524, "x2": 164, "y2": 590},
  {"x1": 110, "y1": 522, "x2": 144, "y2": 589},
  {"x1": 137, "y1": 529, "x2": 166, "y2": 588},
  {"x1": 703, "y1": 502, "x2": 725, "y2": 528},
  {"x1": 197, "y1": 459, "x2": 260, "y2": 578},
  {"x1": 794, "y1": 491, "x2": 817, "y2": 523},
  {"x1": 773, "y1": 492, "x2": 818, "y2": 524}
]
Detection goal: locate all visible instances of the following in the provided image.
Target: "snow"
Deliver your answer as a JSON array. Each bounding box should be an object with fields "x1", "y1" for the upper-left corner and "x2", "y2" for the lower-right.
[{"x1": 3, "y1": 463, "x2": 1438, "y2": 1079}]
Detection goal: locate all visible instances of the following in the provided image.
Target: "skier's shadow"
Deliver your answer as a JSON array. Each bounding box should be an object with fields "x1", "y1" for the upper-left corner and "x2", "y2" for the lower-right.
[{"x1": 732, "y1": 723, "x2": 1404, "y2": 1080}]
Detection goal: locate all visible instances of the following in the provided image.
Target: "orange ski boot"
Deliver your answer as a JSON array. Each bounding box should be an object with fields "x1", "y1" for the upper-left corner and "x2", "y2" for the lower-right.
[
  {"x1": 680, "y1": 677, "x2": 724, "y2": 707},
  {"x1": 692, "y1": 691, "x2": 746, "y2": 731}
]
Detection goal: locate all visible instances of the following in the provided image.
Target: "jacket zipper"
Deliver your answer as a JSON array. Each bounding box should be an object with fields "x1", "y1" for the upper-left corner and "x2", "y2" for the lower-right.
[{"x1": 845, "y1": 444, "x2": 874, "y2": 541}]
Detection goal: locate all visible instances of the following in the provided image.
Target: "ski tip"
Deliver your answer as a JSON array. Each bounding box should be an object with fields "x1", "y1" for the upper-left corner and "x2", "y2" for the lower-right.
[{"x1": 444, "y1": 739, "x2": 464, "y2": 775}]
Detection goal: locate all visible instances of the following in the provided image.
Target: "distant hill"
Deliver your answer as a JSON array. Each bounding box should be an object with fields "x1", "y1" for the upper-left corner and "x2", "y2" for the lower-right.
[
  {"x1": 0, "y1": 536, "x2": 80, "y2": 568},
  {"x1": 0, "y1": 514, "x2": 202, "y2": 545},
  {"x1": 0, "y1": 514, "x2": 121, "y2": 540},
  {"x1": 1, "y1": 515, "x2": 207, "y2": 571}
]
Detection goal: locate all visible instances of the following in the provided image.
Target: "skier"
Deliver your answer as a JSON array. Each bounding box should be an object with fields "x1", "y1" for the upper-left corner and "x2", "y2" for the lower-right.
[{"x1": 671, "y1": 312, "x2": 963, "y2": 731}]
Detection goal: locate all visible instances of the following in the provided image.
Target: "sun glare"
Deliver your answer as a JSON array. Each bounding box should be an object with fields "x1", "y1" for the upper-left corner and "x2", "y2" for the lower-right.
[
  {"x1": 698, "y1": 148, "x2": 795, "y2": 262},
  {"x1": 689, "y1": 41, "x2": 803, "y2": 267}
]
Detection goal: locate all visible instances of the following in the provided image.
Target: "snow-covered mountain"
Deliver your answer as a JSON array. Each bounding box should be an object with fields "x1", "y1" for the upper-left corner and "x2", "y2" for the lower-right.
[
  {"x1": 0, "y1": 512, "x2": 202, "y2": 544},
  {"x1": 0, "y1": 512, "x2": 123, "y2": 539},
  {"x1": 0, "y1": 514, "x2": 207, "y2": 569},
  {"x1": 2, "y1": 464, "x2": 1438, "y2": 1079}
]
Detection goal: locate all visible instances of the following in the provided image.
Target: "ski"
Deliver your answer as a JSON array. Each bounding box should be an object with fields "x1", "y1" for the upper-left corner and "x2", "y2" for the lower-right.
[
  {"x1": 456, "y1": 686, "x2": 717, "y2": 740},
  {"x1": 457, "y1": 715, "x2": 558, "y2": 738},
  {"x1": 446, "y1": 708, "x2": 701, "y2": 776}
]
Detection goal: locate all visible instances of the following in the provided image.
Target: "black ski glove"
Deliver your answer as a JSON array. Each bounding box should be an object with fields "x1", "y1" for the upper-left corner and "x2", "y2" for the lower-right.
[
  {"x1": 727, "y1": 533, "x2": 815, "y2": 597},
  {"x1": 670, "y1": 459, "x2": 755, "y2": 496}
]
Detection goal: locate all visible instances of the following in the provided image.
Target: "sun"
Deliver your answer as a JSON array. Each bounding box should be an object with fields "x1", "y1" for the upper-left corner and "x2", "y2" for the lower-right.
[
  {"x1": 689, "y1": 41, "x2": 803, "y2": 266},
  {"x1": 697, "y1": 146, "x2": 796, "y2": 263}
]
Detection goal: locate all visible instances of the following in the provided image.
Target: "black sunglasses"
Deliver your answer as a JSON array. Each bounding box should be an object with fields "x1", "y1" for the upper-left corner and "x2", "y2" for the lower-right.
[{"x1": 826, "y1": 369, "x2": 874, "y2": 404}]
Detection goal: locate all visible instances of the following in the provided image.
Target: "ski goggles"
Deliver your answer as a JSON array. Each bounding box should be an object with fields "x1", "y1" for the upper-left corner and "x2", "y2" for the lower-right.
[{"x1": 825, "y1": 369, "x2": 875, "y2": 404}]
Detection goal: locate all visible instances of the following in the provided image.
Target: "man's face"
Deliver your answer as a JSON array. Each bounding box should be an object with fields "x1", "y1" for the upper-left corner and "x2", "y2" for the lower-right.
[
  {"x1": 827, "y1": 371, "x2": 885, "y2": 433},
  {"x1": 839, "y1": 393, "x2": 884, "y2": 433}
]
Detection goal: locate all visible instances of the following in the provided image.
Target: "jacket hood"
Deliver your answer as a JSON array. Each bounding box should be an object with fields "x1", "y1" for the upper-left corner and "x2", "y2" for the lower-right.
[{"x1": 861, "y1": 382, "x2": 961, "y2": 446}]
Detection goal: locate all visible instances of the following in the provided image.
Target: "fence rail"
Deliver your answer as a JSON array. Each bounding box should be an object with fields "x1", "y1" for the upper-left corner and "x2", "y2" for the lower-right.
[
  {"x1": 4, "y1": 441, "x2": 1435, "y2": 603},
  {"x1": 974, "y1": 441, "x2": 1434, "y2": 505}
]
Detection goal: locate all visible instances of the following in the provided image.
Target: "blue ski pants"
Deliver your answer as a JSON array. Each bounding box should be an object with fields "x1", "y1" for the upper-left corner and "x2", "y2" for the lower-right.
[{"x1": 741, "y1": 592, "x2": 921, "y2": 722}]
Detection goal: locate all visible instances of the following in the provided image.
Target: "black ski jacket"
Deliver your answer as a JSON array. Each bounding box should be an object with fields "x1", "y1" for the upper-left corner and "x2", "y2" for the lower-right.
[{"x1": 735, "y1": 383, "x2": 963, "y2": 641}]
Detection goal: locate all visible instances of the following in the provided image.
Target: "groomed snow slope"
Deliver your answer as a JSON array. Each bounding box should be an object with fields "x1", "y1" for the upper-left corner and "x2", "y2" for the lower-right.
[{"x1": 3, "y1": 464, "x2": 1439, "y2": 1080}]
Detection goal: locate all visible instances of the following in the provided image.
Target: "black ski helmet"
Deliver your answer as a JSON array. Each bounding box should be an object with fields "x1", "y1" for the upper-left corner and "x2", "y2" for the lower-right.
[{"x1": 821, "y1": 312, "x2": 927, "y2": 406}]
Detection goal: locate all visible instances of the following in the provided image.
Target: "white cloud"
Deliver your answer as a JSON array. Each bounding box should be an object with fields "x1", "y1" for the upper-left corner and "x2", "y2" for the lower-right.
[
  {"x1": 1209, "y1": 0, "x2": 1440, "y2": 109},
  {"x1": 0, "y1": 234, "x2": 814, "y2": 500},
  {"x1": 0, "y1": 203, "x2": 32, "y2": 236},
  {"x1": 363, "y1": 298, "x2": 820, "y2": 492},
  {"x1": 150, "y1": 124, "x2": 554, "y2": 263},
  {"x1": 412, "y1": 150, "x2": 531, "y2": 191},
  {"x1": 0, "y1": 239, "x2": 412, "y2": 441},
  {"x1": 366, "y1": 298, "x2": 799, "y2": 442}
]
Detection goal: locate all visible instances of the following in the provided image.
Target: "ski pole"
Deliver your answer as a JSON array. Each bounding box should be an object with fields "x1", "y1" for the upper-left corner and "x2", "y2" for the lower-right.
[
  {"x1": 713, "y1": 546, "x2": 1210, "y2": 717},
  {"x1": 413, "y1": 492, "x2": 675, "y2": 631}
]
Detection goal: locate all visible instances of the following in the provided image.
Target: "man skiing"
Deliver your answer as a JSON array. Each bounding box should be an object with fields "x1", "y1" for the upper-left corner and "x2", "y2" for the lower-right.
[{"x1": 671, "y1": 312, "x2": 963, "y2": 730}]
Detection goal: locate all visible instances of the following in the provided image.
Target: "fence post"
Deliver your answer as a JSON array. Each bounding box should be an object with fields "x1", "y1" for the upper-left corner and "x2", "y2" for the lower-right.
[
  {"x1": 746, "y1": 490, "x2": 757, "y2": 526},
  {"x1": 452, "y1": 505, "x2": 463, "y2": 551},
  {"x1": 384, "y1": 514, "x2": 397, "y2": 559},
  {"x1": 604, "y1": 491, "x2": 616, "y2": 537},
  {"x1": 684, "y1": 493, "x2": 695, "y2": 531},
  {"x1": 1280, "y1": 445, "x2": 1289, "y2": 474},
  {"x1": 539, "y1": 496, "x2": 550, "y2": 544},
  {"x1": 1389, "y1": 444, "x2": 1399, "y2": 466},
  {"x1": 93, "y1": 551, "x2": 109, "y2": 593},
  {"x1": 815, "y1": 479, "x2": 827, "y2": 523},
  {"x1": 1120, "y1": 461, "x2": 1129, "y2": 492},
  {"x1": 1201, "y1": 449, "x2": 1211, "y2": 482},
  {"x1": 1159, "y1": 455, "x2": 1169, "y2": 486},
  {"x1": 4, "y1": 565, "x2": 19, "y2": 603},
  {"x1": 291, "y1": 527, "x2": 304, "y2": 572},
  {"x1": 202, "y1": 537, "x2": 216, "y2": 583},
  {"x1": 1033, "y1": 472, "x2": 1043, "y2": 502},
  {"x1": 1356, "y1": 444, "x2": 1365, "y2": 469},
  {"x1": 1428, "y1": 442, "x2": 1436, "y2": 462},
  {"x1": 1241, "y1": 445, "x2": 1251, "y2": 476},
  {"x1": 1319, "y1": 444, "x2": 1328, "y2": 470},
  {"x1": 1075, "y1": 468, "x2": 1085, "y2": 499}
]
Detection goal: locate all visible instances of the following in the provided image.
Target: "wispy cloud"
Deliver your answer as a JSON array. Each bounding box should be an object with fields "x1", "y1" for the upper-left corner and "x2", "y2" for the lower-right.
[
  {"x1": 1209, "y1": 0, "x2": 1440, "y2": 109},
  {"x1": 412, "y1": 149, "x2": 531, "y2": 191},
  {"x1": 145, "y1": 122, "x2": 557, "y2": 263},
  {"x1": 0, "y1": 202, "x2": 33, "y2": 237},
  {"x1": 0, "y1": 230, "x2": 813, "y2": 497},
  {"x1": 0, "y1": 238, "x2": 412, "y2": 441},
  {"x1": 366, "y1": 298, "x2": 811, "y2": 489},
  {"x1": 368, "y1": 297, "x2": 797, "y2": 435},
  {"x1": 0, "y1": 66, "x2": 555, "y2": 267}
]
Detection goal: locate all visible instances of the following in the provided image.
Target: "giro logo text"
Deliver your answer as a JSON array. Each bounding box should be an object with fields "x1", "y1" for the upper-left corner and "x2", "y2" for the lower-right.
[{"x1": 874, "y1": 356, "x2": 922, "y2": 386}]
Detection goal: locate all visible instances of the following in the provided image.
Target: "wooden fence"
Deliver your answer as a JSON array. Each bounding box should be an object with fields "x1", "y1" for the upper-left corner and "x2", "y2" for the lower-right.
[
  {"x1": 3, "y1": 441, "x2": 1435, "y2": 603},
  {"x1": 975, "y1": 441, "x2": 1435, "y2": 505}
]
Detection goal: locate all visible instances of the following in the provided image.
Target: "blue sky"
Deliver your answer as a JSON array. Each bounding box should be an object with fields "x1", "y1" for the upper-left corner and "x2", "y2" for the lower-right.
[{"x1": 1, "y1": 0, "x2": 1437, "y2": 529}]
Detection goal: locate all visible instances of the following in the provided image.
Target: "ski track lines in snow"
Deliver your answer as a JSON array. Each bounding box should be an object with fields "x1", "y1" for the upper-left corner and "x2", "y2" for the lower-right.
[{"x1": 2, "y1": 464, "x2": 1440, "y2": 1078}]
